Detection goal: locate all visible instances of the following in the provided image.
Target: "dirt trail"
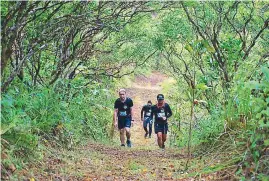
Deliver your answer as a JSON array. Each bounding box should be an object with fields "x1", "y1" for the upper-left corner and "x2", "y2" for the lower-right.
[
  {"x1": 16, "y1": 72, "x2": 236, "y2": 181},
  {"x1": 79, "y1": 72, "x2": 188, "y2": 180},
  {"x1": 125, "y1": 72, "x2": 168, "y2": 149},
  {"x1": 80, "y1": 72, "x2": 189, "y2": 180},
  {"x1": 25, "y1": 72, "x2": 192, "y2": 181}
]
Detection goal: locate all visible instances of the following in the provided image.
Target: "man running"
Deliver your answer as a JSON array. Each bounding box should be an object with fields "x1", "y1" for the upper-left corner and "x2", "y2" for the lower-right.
[
  {"x1": 152, "y1": 94, "x2": 172, "y2": 149},
  {"x1": 113, "y1": 89, "x2": 134, "y2": 147},
  {"x1": 141, "y1": 100, "x2": 153, "y2": 138}
]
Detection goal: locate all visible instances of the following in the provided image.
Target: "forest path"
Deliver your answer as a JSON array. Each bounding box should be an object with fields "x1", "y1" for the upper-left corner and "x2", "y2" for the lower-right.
[
  {"x1": 21, "y1": 72, "x2": 231, "y2": 181},
  {"x1": 125, "y1": 71, "x2": 167, "y2": 149},
  {"x1": 25, "y1": 72, "x2": 191, "y2": 181},
  {"x1": 78, "y1": 72, "x2": 189, "y2": 180}
]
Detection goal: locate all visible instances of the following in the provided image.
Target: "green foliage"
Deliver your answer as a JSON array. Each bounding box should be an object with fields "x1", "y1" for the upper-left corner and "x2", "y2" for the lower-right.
[
  {"x1": 1, "y1": 77, "x2": 114, "y2": 167},
  {"x1": 1, "y1": 1, "x2": 269, "y2": 179},
  {"x1": 233, "y1": 66, "x2": 269, "y2": 179}
]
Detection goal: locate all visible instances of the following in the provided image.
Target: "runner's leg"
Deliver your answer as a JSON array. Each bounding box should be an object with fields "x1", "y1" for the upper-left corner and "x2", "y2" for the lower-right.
[
  {"x1": 125, "y1": 127, "x2": 132, "y2": 147},
  {"x1": 143, "y1": 118, "x2": 148, "y2": 133},
  {"x1": 157, "y1": 132, "x2": 163, "y2": 148},
  {"x1": 162, "y1": 124, "x2": 168, "y2": 148},
  {"x1": 162, "y1": 134, "x2": 167, "y2": 147},
  {"x1": 149, "y1": 119, "x2": 153, "y2": 137},
  {"x1": 125, "y1": 127, "x2": 131, "y2": 140},
  {"x1": 120, "y1": 128, "x2": 125, "y2": 145}
]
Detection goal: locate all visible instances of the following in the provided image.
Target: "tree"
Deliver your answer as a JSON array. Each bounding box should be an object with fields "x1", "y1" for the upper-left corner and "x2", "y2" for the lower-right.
[{"x1": 1, "y1": 1, "x2": 164, "y2": 92}]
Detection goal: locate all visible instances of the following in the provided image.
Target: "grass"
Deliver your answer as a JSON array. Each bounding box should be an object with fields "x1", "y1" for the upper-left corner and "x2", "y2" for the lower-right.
[{"x1": 128, "y1": 160, "x2": 145, "y2": 171}]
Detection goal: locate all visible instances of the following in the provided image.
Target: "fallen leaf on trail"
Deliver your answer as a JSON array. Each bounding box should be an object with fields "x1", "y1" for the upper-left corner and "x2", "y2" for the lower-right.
[
  {"x1": 142, "y1": 168, "x2": 148, "y2": 174},
  {"x1": 83, "y1": 178, "x2": 93, "y2": 181}
]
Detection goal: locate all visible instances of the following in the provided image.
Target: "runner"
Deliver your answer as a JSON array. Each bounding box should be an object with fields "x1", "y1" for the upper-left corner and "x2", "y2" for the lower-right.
[
  {"x1": 113, "y1": 89, "x2": 134, "y2": 147},
  {"x1": 152, "y1": 94, "x2": 172, "y2": 149},
  {"x1": 141, "y1": 100, "x2": 153, "y2": 138}
]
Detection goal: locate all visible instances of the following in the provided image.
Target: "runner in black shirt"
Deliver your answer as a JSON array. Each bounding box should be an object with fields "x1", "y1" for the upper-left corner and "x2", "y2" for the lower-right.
[
  {"x1": 141, "y1": 100, "x2": 153, "y2": 138},
  {"x1": 113, "y1": 89, "x2": 134, "y2": 147},
  {"x1": 152, "y1": 94, "x2": 172, "y2": 149}
]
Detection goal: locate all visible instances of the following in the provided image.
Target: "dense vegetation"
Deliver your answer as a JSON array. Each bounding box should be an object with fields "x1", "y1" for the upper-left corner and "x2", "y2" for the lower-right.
[{"x1": 1, "y1": 1, "x2": 268, "y2": 180}]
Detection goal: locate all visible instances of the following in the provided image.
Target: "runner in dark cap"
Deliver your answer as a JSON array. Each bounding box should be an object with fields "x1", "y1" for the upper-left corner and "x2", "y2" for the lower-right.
[{"x1": 152, "y1": 94, "x2": 172, "y2": 149}]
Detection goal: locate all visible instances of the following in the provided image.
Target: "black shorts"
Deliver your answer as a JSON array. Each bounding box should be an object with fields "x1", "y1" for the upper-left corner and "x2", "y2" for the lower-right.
[
  {"x1": 154, "y1": 123, "x2": 168, "y2": 134},
  {"x1": 118, "y1": 117, "x2": 131, "y2": 129}
]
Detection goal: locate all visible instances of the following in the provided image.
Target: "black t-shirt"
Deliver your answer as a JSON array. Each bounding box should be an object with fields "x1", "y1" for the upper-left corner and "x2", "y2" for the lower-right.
[
  {"x1": 114, "y1": 97, "x2": 133, "y2": 118},
  {"x1": 152, "y1": 103, "x2": 172, "y2": 124},
  {"x1": 141, "y1": 105, "x2": 153, "y2": 118}
]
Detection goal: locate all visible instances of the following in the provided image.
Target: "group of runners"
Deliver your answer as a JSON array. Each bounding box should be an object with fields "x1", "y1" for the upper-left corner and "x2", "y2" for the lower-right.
[{"x1": 113, "y1": 89, "x2": 172, "y2": 149}]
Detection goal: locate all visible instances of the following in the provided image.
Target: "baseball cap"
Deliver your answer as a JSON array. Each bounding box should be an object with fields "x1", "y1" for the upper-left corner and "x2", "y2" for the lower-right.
[{"x1": 157, "y1": 94, "x2": 164, "y2": 100}]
